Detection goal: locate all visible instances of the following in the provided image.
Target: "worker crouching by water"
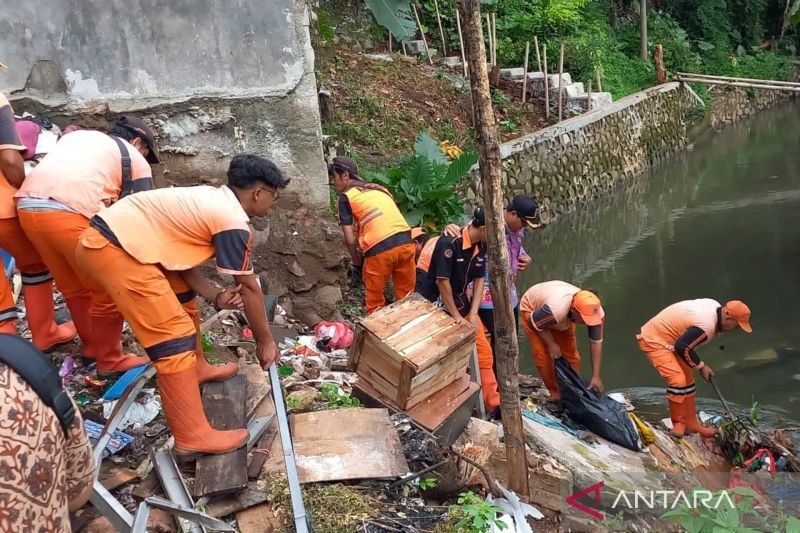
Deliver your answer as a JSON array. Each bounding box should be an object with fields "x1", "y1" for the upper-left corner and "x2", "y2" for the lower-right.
[
  {"x1": 416, "y1": 208, "x2": 500, "y2": 414},
  {"x1": 637, "y1": 299, "x2": 752, "y2": 438},
  {"x1": 74, "y1": 155, "x2": 287, "y2": 456},
  {"x1": 519, "y1": 281, "x2": 606, "y2": 401},
  {"x1": 329, "y1": 156, "x2": 416, "y2": 315}
]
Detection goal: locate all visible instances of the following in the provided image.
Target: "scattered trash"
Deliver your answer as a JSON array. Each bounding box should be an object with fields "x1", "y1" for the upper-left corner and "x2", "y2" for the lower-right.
[
  {"x1": 85, "y1": 419, "x2": 134, "y2": 458},
  {"x1": 102, "y1": 389, "x2": 161, "y2": 431},
  {"x1": 487, "y1": 482, "x2": 544, "y2": 533},
  {"x1": 59, "y1": 355, "x2": 74, "y2": 380}
]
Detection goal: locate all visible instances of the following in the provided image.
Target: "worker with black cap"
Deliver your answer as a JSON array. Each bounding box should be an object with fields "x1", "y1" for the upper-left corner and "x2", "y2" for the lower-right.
[
  {"x1": 14, "y1": 114, "x2": 160, "y2": 377},
  {"x1": 443, "y1": 194, "x2": 540, "y2": 357},
  {"x1": 329, "y1": 155, "x2": 416, "y2": 315}
]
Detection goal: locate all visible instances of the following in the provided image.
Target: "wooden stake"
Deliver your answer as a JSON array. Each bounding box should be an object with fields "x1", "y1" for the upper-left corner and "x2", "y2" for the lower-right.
[
  {"x1": 521, "y1": 41, "x2": 530, "y2": 104},
  {"x1": 402, "y1": 41, "x2": 408, "y2": 56},
  {"x1": 543, "y1": 44, "x2": 550, "y2": 120},
  {"x1": 534, "y1": 36, "x2": 542, "y2": 72},
  {"x1": 456, "y1": 0, "x2": 529, "y2": 498},
  {"x1": 433, "y1": 0, "x2": 447, "y2": 56},
  {"x1": 486, "y1": 14, "x2": 493, "y2": 66},
  {"x1": 654, "y1": 43, "x2": 666, "y2": 84},
  {"x1": 595, "y1": 67, "x2": 603, "y2": 92},
  {"x1": 456, "y1": 9, "x2": 468, "y2": 78},
  {"x1": 640, "y1": 0, "x2": 648, "y2": 61},
  {"x1": 389, "y1": 32, "x2": 393, "y2": 53},
  {"x1": 491, "y1": 13, "x2": 497, "y2": 66},
  {"x1": 411, "y1": 2, "x2": 434, "y2": 65},
  {"x1": 557, "y1": 42, "x2": 564, "y2": 122},
  {"x1": 587, "y1": 79, "x2": 593, "y2": 111}
]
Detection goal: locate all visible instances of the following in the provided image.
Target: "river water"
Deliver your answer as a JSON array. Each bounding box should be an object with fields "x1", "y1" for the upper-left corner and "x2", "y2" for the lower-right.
[{"x1": 517, "y1": 101, "x2": 800, "y2": 425}]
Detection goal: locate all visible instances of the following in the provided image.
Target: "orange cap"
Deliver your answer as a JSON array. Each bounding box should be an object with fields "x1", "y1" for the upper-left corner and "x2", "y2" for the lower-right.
[
  {"x1": 410, "y1": 227, "x2": 427, "y2": 240},
  {"x1": 572, "y1": 290, "x2": 605, "y2": 326},
  {"x1": 723, "y1": 300, "x2": 752, "y2": 333}
]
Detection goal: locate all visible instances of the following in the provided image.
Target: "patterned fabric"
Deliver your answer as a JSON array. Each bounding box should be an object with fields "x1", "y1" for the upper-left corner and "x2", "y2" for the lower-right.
[{"x1": 0, "y1": 363, "x2": 94, "y2": 532}]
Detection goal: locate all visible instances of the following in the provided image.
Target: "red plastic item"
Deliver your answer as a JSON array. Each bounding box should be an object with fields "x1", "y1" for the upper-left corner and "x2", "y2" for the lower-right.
[
  {"x1": 314, "y1": 321, "x2": 354, "y2": 350},
  {"x1": 242, "y1": 327, "x2": 254, "y2": 340}
]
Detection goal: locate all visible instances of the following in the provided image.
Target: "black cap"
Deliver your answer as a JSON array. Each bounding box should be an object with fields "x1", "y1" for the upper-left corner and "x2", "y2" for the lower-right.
[
  {"x1": 506, "y1": 194, "x2": 540, "y2": 228},
  {"x1": 115, "y1": 115, "x2": 159, "y2": 164},
  {"x1": 328, "y1": 155, "x2": 360, "y2": 178},
  {"x1": 471, "y1": 206, "x2": 486, "y2": 227}
]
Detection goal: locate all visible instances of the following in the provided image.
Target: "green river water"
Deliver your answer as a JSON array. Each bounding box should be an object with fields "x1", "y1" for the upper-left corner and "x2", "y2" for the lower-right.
[{"x1": 517, "y1": 100, "x2": 800, "y2": 426}]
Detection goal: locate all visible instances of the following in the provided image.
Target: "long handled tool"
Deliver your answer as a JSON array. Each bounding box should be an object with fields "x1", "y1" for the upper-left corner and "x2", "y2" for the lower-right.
[{"x1": 709, "y1": 377, "x2": 734, "y2": 416}]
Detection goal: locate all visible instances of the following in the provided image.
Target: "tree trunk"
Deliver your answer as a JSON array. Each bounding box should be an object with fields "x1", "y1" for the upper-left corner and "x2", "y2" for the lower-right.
[
  {"x1": 640, "y1": 0, "x2": 648, "y2": 61},
  {"x1": 654, "y1": 43, "x2": 666, "y2": 84},
  {"x1": 457, "y1": 0, "x2": 529, "y2": 498}
]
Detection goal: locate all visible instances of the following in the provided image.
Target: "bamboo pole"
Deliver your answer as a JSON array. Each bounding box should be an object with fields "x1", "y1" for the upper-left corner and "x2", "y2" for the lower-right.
[
  {"x1": 677, "y1": 77, "x2": 800, "y2": 92},
  {"x1": 412, "y1": 2, "x2": 434, "y2": 65},
  {"x1": 521, "y1": 41, "x2": 530, "y2": 104},
  {"x1": 491, "y1": 13, "x2": 497, "y2": 66},
  {"x1": 456, "y1": 8, "x2": 468, "y2": 78},
  {"x1": 486, "y1": 14, "x2": 492, "y2": 66},
  {"x1": 543, "y1": 44, "x2": 550, "y2": 120},
  {"x1": 389, "y1": 32, "x2": 393, "y2": 53},
  {"x1": 433, "y1": 0, "x2": 447, "y2": 56},
  {"x1": 534, "y1": 36, "x2": 542, "y2": 72},
  {"x1": 676, "y1": 72, "x2": 800, "y2": 87},
  {"x1": 557, "y1": 43, "x2": 564, "y2": 121},
  {"x1": 587, "y1": 79, "x2": 593, "y2": 111},
  {"x1": 640, "y1": 0, "x2": 648, "y2": 61},
  {"x1": 595, "y1": 67, "x2": 603, "y2": 92},
  {"x1": 456, "y1": 0, "x2": 530, "y2": 498},
  {"x1": 402, "y1": 41, "x2": 408, "y2": 56}
]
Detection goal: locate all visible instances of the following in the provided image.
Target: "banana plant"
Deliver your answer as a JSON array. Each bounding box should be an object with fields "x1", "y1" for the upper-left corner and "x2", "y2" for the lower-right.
[{"x1": 364, "y1": 0, "x2": 417, "y2": 42}]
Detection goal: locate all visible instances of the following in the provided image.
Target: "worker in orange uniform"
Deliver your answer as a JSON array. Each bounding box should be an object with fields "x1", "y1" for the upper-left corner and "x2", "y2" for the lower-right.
[
  {"x1": 329, "y1": 156, "x2": 416, "y2": 315},
  {"x1": 637, "y1": 299, "x2": 752, "y2": 438},
  {"x1": 74, "y1": 155, "x2": 287, "y2": 455},
  {"x1": 519, "y1": 280, "x2": 605, "y2": 401},
  {"x1": 16, "y1": 116, "x2": 158, "y2": 378},
  {"x1": 0, "y1": 92, "x2": 75, "y2": 350},
  {"x1": 416, "y1": 208, "x2": 500, "y2": 414}
]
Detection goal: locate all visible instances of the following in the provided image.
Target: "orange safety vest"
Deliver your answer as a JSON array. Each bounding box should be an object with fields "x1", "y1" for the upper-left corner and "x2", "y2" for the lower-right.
[
  {"x1": 416, "y1": 236, "x2": 440, "y2": 273},
  {"x1": 343, "y1": 183, "x2": 410, "y2": 253}
]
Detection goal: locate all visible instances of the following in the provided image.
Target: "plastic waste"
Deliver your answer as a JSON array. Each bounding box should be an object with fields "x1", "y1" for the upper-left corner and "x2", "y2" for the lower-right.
[
  {"x1": 314, "y1": 321, "x2": 354, "y2": 350},
  {"x1": 487, "y1": 482, "x2": 544, "y2": 533},
  {"x1": 555, "y1": 357, "x2": 643, "y2": 451},
  {"x1": 102, "y1": 389, "x2": 161, "y2": 431}
]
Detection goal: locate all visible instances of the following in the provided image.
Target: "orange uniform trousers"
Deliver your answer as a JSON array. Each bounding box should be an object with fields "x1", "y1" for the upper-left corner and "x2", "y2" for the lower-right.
[
  {"x1": 636, "y1": 335, "x2": 696, "y2": 403},
  {"x1": 475, "y1": 316, "x2": 500, "y2": 411},
  {"x1": 363, "y1": 242, "x2": 416, "y2": 315},
  {"x1": 74, "y1": 227, "x2": 197, "y2": 375},
  {"x1": 0, "y1": 217, "x2": 52, "y2": 329},
  {"x1": 521, "y1": 310, "x2": 580, "y2": 400}
]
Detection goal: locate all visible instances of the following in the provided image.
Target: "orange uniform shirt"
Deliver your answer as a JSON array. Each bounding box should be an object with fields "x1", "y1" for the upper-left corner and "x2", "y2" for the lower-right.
[
  {"x1": 92, "y1": 185, "x2": 253, "y2": 275},
  {"x1": 639, "y1": 298, "x2": 720, "y2": 348},
  {"x1": 16, "y1": 130, "x2": 152, "y2": 218},
  {"x1": 519, "y1": 280, "x2": 581, "y2": 332},
  {"x1": 0, "y1": 93, "x2": 27, "y2": 219}
]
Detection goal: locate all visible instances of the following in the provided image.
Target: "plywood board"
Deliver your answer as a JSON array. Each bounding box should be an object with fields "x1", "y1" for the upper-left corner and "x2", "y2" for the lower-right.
[
  {"x1": 236, "y1": 503, "x2": 284, "y2": 532},
  {"x1": 194, "y1": 374, "x2": 248, "y2": 497},
  {"x1": 239, "y1": 362, "x2": 271, "y2": 418},
  {"x1": 291, "y1": 408, "x2": 408, "y2": 483}
]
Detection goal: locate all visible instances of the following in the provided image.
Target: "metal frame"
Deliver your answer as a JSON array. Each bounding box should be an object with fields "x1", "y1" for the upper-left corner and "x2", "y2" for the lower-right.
[
  {"x1": 470, "y1": 346, "x2": 487, "y2": 419},
  {"x1": 152, "y1": 448, "x2": 205, "y2": 533}
]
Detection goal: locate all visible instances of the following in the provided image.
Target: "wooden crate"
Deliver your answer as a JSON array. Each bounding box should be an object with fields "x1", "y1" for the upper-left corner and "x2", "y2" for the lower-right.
[{"x1": 348, "y1": 293, "x2": 475, "y2": 409}]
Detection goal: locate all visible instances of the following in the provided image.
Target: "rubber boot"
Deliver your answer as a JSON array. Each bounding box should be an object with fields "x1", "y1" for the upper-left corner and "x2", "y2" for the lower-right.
[
  {"x1": 0, "y1": 321, "x2": 16, "y2": 334},
  {"x1": 157, "y1": 363, "x2": 248, "y2": 455},
  {"x1": 184, "y1": 303, "x2": 238, "y2": 384},
  {"x1": 23, "y1": 281, "x2": 76, "y2": 352},
  {"x1": 65, "y1": 295, "x2": 98, "y2": 364},
  {"x1": 684, "y1": 394, "x2": 717, "y2": 438},
  {"x1": 90, "y1": 313, "x2": 149, "y2": 379},
  {"x1": 668, "y1": 398, "x2": 686, "y2": 437}
]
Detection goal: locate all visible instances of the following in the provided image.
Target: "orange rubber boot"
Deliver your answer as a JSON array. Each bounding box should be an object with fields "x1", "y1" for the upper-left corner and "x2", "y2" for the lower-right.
[
  {"x1": 684, "y1": 395, "x2": 717, "y2": 438},
  {"x1": 184, "y1": 303, "x2": 238, "y2": 384},
  {"x1": 668, "y1": 399, "x2": 686, "y2": 437},
  {"x1": 23, "y1": 282, "x2": 76, "y2": 352},
  {"x1": 157, "y1": 363, "x2": 248, "y2": 455},
  {"x1": 90, "y1": 313, "x2": 149, "y2": 379},
  {"x1": 65, "y1": 295, "x2": 98, "y2": 361}
]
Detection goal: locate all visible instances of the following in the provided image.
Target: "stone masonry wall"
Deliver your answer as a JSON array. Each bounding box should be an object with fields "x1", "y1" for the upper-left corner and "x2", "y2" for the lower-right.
[{"x1": 705, "y1": 85, "x2": 797, "y2": 129}]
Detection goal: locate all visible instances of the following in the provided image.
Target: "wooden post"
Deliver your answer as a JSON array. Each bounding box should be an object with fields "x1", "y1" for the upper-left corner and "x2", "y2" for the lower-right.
[
  {"x1": 486, "y1": 14, "x2": 492, "y2": 66},
  {"x1": 402, "y1": 41, "x2": 408, "y2": 56},
  {"x1": 457, "y1": 0, "x2": 530, "y2": 499},
  {"x1": 587, "y1": 79, "x2": 593, "y2": 111},
  {"x1": 521, "y1": 41, "x2": 530, "y2": 104},
  {"x1": 412, "y1": 2, "x2": 434, "y2": 65},
  {"x1": 543, "y1": 44, "x2": 550, "y2": 120},
  {"x1": 491, "y1": 13, "x2": 497, "y2": 66},
  {"x1": 534, "y1": 36, "x2": 542, "y2": 72},
  {"x1": 654, "y1": 43, "x2": 666, "y2": 84},
  {"x1": 389, "y1": 32, "x2": 393, "y2": 53},
  {"x1": 456, "y1": 9, "x2": 468, "y2": 78},
  {"x1": 640, "y1": 0, "x2": 648, "y2": 61},
  {"x1": 433, "y1": 0, "x2": 447, "y2": 56},
  {"x1": 557, "y1": 42, "x2": 564, "y2": 121},
  {"x1": 595, "y1": 67, "x2": 603, "y2": 92}
]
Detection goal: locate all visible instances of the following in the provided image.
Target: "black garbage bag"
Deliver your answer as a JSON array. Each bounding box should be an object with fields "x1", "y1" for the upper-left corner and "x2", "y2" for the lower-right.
[{"x1": 555, "y1": 357, "x2": 642, "y2": 451}]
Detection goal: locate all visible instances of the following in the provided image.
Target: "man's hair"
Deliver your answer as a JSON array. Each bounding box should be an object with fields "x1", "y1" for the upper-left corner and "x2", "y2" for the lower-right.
[
  {"x1": 107, "y1": 124, "x2": 139, "y2": 142},
  {"x1": 227, "y1": 154, "x2": 290, "y2": 190}
]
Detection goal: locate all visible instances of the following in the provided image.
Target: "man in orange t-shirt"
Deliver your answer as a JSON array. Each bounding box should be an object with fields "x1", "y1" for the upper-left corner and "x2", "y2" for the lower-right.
[
  {"x1": 637, "y1": 299, "x2": 752, "y2": 437},
  {"x1": 74, "y1": 155, "x2": 287, "y2": 456},
  {"x1": 0, "y1": 92, "x2": 75, "y2": 350},
  {"x1": 519, "y1": 280, "x2": 605, "y2": 401},
  {"x1": 16, "y1": 116, "x2": 158, "y2": 377}
]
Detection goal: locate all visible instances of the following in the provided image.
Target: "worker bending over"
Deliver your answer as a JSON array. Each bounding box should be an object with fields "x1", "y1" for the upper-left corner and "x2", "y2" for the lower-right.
[
  {"x1": 637, "y1": 299, "x2": 752, "y2": 438},
  {"x1": 416, "y1": 208, "x2": 500, "y2": 413},
  {"x1": 16, "y1": 116, "x2": 158, "y2": 377},
  {"x1": 0, "y1": 92, "x2": 75, "y2": 350},
  {"x1": 74, "y1": 155, "x2": 286, "y2": 455},
  {"x1": 519, "y1": 280, "x2": 605, "y2": 400},
  {"x1": 329, "y1": 156, "x2": 415, "y2": 314}
]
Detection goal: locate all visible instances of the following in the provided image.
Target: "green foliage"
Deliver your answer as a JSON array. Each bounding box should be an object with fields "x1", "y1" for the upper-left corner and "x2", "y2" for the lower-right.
[
  {"x1": 287, "y1": 396, "x2": 302, "y2": 409},
  {"x1": 364, "y1": 0, "x2": 416, "y2": 41},
  {"x1": 319, "y1": 382, "x2": 362, "y2": 409},
  {"x1": 200, "y1": 332, "x2": 216, "y2": 354},
  {"x1": 448, "y1": 491, "x2": 507, "y2": 533},
  {"x1": 418, "y1": 476, "x2": 438, "y2": 490},
  {"x1": 366, "y1": 132, "x2": 477, "y2": 230},
  {"x1": 662, "y1": 487, "x2": 800, "y2": 533},
  {"x1": 316, "y1": 8, "x2": 335, "y2": 42}
]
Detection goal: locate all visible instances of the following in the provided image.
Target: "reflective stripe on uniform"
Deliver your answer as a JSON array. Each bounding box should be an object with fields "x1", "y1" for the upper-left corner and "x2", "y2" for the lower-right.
[
  {"x1": 0, "y1": 306, "x2": 18, "y2": 322},
  {"x1": 667, "y1": 384, "x2": 696, "y2": 396},
  {"x1": 20, "y1": 270, "x2": 53, "y2": 285}
]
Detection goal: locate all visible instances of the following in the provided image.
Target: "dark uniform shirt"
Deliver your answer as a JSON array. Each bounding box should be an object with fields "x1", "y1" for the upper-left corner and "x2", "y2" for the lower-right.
[{"x1": 417, "y1": 226, "x2": 486, "y2": 316}]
